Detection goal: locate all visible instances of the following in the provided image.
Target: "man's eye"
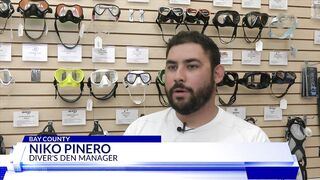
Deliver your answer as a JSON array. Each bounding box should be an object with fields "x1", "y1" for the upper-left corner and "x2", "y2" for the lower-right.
[
  {"x1": 166, "y1": 65, "x2": 177, "y2": 71},
  {"x1": 187, "y1": 64, "x2": 199, "y2": 69}
]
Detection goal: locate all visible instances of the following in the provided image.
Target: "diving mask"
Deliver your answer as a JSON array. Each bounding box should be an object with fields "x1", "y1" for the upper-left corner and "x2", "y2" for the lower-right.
[
  {"x1": 54, "y1": 68, "x2": 84, "y2": 88},
  {"x1": 0, "y1": 69, "x2": 15, "y2": 86}
]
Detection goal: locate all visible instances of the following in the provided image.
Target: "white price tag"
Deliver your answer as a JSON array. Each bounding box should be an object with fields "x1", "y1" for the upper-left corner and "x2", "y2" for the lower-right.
[
  {"x1": 13, "y1": 111, "x2": 39, "y2": 127},
  {"x1": 92, "y1": 46, "x2": 115, "y2": 63},
  {"x1": 314, "y1": 31, "x2": 320, "y2": 44},
  {"x1": 58, "y1": 45, "x2": 82, "y2": 62},
  {"x1": 94, "y1": 36, "x2": 103, "y2": 49},
  {"x1": 269, "y1": 51, "x2": 288, "y2": 65},
  {"x1": 126, "y1": 46, "x2": 149, "y2": 63},
  {"x1": 62, "y1": 109, "x2": 86, "y2": 126},
  {"x1": 18, "y1": 23, "x2": 24, "y2": 37},
  {"x1": 269, "y1": 0, "x2": 288, "y2": 10},
  {"x1": 213, "y1": 0, "x2": 233, "y2": 7},
  {"x1": 264, "y1": 106, "x2": 283, "y2": 121},
  {"x1": 241, "y1": 50, "x2": 261, "y2": 65},
  {"x1": 0, "y1": 43, "x2": 11, "y2": 62},
  {"x1": 226, "y1": 107, "x2": 246, "y2": 120},
  {"x1": 280, "y1": 98, "x2": 287, "y2": 109},
  {"x1": 220, "y1": 50, "x2": 233, "y2": 65},
  {"x1": 86, "y1": 98, "x2": 93, "y2": 111},
  {"x1": 116, "y1": 109, "x2": 139, "y2": 124},
  {"x1": 128, "y1": 0, "x2": 149, "y2": 2},
  {"x1": 169, "y1": 0, "x2": 191, "y2": 5},
  {"x1": 22, "y1": 44, "x2": 48, "y2": 62},
  {"x1": 129, "y1": 9, "x2": 134, "y2": 22},
  {"x1": 255, "y1": 40, "x2": 263, "y2": 52},
  {"x1": 242, "y1": 0, "x2": 261, "y2": 8},
  {"x1": 79, "y1": 23, "x2": 85, "y2": 38}
]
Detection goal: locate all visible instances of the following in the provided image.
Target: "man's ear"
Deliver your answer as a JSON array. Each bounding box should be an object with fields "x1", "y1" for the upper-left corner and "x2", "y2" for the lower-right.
[{"x1": 214, "y1": 64, "x2": 224, "y2": 84}]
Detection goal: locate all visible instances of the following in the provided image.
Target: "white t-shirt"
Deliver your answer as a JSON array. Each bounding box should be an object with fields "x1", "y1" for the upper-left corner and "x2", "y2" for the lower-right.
[{"x1": 124, "y1": 107, "x2": 270, "y2": 143}]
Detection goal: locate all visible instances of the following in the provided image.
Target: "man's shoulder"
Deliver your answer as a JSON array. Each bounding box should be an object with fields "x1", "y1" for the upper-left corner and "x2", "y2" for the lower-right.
[{"x1": 137, "y1": 108, "x2": 172, "y2": 122}]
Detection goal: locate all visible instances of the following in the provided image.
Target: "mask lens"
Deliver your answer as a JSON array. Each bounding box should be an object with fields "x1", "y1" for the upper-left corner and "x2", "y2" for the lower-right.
[
  {"x1": 105, "y1": 71, "x2": 117, "y2": 83},
  {"x1": 218, "y1": 14, "x2": 232, "y2": 24},
  {"x1": 140, "y1": 73, "x2": 151, "y2": 84},
  {"x1": 200, "y1": 9, "x2": 209, "y2": 17},
  {"x1": 186, "y1": 8, "x2": 197, "y2": 16},
  {"x1": 173, "y1": 8, "x2": 183, "y2": 16},
  {"x1": 159, "y1": 7, "x2": 170, "y2": 16},
  {"x1": 0, "y1": 70, "x2": 11, "y2": 83},
  {"x1": 0, "y1": 2, "x2": 8, "y2": 11},
  {"x1": 126, "y1": 73, "x2": 137, "y2": 84}
]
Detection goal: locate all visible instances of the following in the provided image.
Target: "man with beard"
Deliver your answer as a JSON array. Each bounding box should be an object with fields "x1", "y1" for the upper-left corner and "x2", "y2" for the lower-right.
[{"x1": 124, "y1": 31, "x2": 269, "y2": 143}]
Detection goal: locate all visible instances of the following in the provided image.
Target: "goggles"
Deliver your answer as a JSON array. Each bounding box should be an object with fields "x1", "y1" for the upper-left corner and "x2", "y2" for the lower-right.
[
  {"x1": 217, "y1": 72, "x2": 239, "y2": 106},
  {"x1": 270, "y1": 71, "x2": 296, "y2": 98},
  {"x1": 0, "y1": 0, "x2": 14, "y2": 19},
  {"x1": 245, "y1": 117, "x2": 257, "y2": 125},
  {"x1": 155, "y1": 69, "x2": 169, "y2": 107},
  {"x1": 0, "y1": 69, "x2": 14, "y2": 86},
  {"x1": 184, "y1": 8, "x2": 210, "y2": 34},
  {"x1": 212, "y1": 10, "x2": 240, "y2": 44},
  {"x1": 238, "y1": 72, "x2": 271, "y2": 89},
  {"x1": 92, "y1": 4, "x2": 121, "y2": 21},
  {"x1": 269, "y1": 14, "x2": 297, "y2": 39},
  {"x1": 38, "y1": 121, "x2": 57, "y2": 136},
  {"x1": 89, "y1": 120, "x2": 105, "y2": 136},
  {"x1": 54, "y1": 4, "x2": 84, "y2": 49},
  {"x1": 242, "y1": 11, "x2": 269, "y2": 43},
  {"x1": 53, "y1": 68, "x2": 84, "y2": 103},
  {"x1": 124, "y1": 70, "x2": 151, "y2": 105},
  {"x1": 156, "y1": 7, "x2": 184, "y2": 44},
  {"x1": 17, "y1": 0, "x2": 52, "y2": 40},
  {"x1": 87, "y1": 69, "x2": 119, "y2": 100}
]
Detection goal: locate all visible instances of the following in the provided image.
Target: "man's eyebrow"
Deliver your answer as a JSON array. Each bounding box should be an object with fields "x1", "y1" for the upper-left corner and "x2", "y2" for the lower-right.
[
  {"x1": 166, "y1": 60, "x2": 177, "y2": 65},
  {"x1": 184, "y1": 58, "x2": 201, "y2": 63}
]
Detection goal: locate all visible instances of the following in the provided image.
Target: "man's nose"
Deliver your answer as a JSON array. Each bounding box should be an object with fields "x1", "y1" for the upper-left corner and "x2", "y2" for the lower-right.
[{"x1": 174, "y1": 66, "x2": 186, "y2": 82}]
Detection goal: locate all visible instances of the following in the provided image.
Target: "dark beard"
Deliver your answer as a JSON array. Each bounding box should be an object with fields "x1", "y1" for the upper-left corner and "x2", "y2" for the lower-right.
[{"x1": 166, "y1": 81, "x2": 214, "y2": 115}]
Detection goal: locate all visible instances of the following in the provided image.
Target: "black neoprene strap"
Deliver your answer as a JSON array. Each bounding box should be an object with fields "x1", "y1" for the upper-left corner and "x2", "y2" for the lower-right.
[
  {"x1": 270, "y1": 82, "x2": 294, "y2": 98},
  {"x1": 87, "y1": 78, "x2": 118, "y2": 100},
  {"x1": 156, "y1": 18, "x2": 181, "y2": 44},
  {"x1": 214, "y1": 24, "x2": 238, "y2": 44},
  {"x1": 242, "y1": 23, "x2": 263, "y2": 43},
  {"x1": 155, "y1": 77, "x2": 169, "y2": 107},
  {"x1": 23, "y1": 17, "x2": 47, "y2": 40},
  {"x1": 318, "y1": 77, "x2": 320, "y2": 123},
  {"x1": 218, "y1": 81, "x2": 238, "y2": 106},
  {"x1": 0, "y1": 17, "x2": 10, "y2": 34},
  {"x1": 53, "y1": 79, "x2": 84, "y2": 103},
  {"x1": 54, "y1": 19, "x2": 81, "y2": 49}
]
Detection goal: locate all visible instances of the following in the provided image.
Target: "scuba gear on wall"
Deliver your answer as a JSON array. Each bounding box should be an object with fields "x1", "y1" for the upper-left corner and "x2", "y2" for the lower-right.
[
  {"x1": 212, "y1": 10, "x2": 240, "y2": 44},
  {"x1": 184, "y1": 8, "x2": 210, "y2": 34},
  {"x1": 54, "y1": 4, "x2": 84, "y2": 49},
  {"x1": 217, "y1": 72, "x2": 239, "y2": 106},
  {"x1": 238, "y1": 72, "x2": 271, "y2": 89},
  {"x1": 270, "y1": 71, "x2": 296, "y2": 98},
  {"x1": 89, "y1": 120, "x2": 105, "y2": 136},
  {"x1": 17, "y1": 0, "x2": 52, "y2": 40},
  {"x1": 155, "y1": 69, "x2": 169, "y2": 107},
  {"x1": 92, "y1": 4, "x2": 121, "y2": 21},
  {"x1": 242, "y1": 11, "x2": 269, "y2": 43},
  {"x1": 87, "y1": 69, "x2": 119, "y2": 100},
  {"x1": 156, "y1": 7, "x2": 184, "y2": 44},
  {"x1": 0, "y1": 0, "x2": 14, "y2": 34},
  {"x1": 0, "y1": 69, "x2": 15, "y2": 86},
  {"x1": 124, "y1": 70, "x2": 151, "y2": 105},
  {"x1": 38, "y1": 121, "x2": 57, "y2": 136},
  {"x1": 53, "y1": 68, "x2": 85, "y2": 103},
  {"x1": 269, "y1": 14, "x2": 297, "y2": 39}
]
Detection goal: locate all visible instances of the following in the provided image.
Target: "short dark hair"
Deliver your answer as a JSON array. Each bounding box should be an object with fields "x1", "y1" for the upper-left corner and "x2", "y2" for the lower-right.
[{"x1": 166, "y1": 31, "x2": 221, "y2": 72}]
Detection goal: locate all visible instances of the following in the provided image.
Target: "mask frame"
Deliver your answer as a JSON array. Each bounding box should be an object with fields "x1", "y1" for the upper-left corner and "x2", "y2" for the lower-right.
[
  {"x1": 184, "y1": 8, "x2": 210, "y2": 34},
  {"x1": 217, "y1": 72, "x2": 239, "y2": 106},
  {"x1": 269, "y1": 14, "x2": 297, "y2": 39},
  {"x1": 0, "y1": 69, "x2": 15, "y2": 86},
  {"x1": 92, "y1": 4, "x2": 121, "y2": 21},
  {"x1": 17, "y1": 0, "x2": 52, "y2": 40},
  {"x1": 270, "y1": 71, "x2": 296, "y2": 98},
  {"x1": 87, "y1": 69, "x2": 119, "y2": 101},
  {"x1": 53, "y1": 68, "x2": 85, "y2": 103},
  {"x1": 54, "y1": 4, "x2": 84, "y2": 49},
  {"x1": 238, "y1": 72, "x2": 271, "y2": 89},
  {"x1": 212, "y1": 10, "x2": 240, "y2": 44},
  {"x1": 242, "y1": 11, "x2": 269, "y2": 43},
  {"x1": 123, "y1": 71, "x2": 151, "y2": 105},
  {"x1": 156, "y1": 7, "x2": 184, "y2": 44},
  {"x1": 0, "y1": 0, "x2": 14, "y2": 34}
]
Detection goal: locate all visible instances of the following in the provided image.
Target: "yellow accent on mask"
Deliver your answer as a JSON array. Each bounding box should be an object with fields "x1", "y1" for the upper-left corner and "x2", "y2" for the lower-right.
[{"x1": 54, "y1": 68, "x2": 84, "y2": 88}]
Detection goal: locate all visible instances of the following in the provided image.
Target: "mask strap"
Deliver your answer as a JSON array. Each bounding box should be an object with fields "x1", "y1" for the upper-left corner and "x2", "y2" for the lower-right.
[
  {"x1": 270, "y1": 75, "x2": 295, "y2": 98},
  {"x1": 156, "y1": 15, "x2": 168, "y2": 44},
  {"x1": 87, "y1": 78, "x2": 118, "y2": 100},
  {"x1": 89, "y1": 120, "x2": 105, "y2": 136},
  {"x1": 53, "y1": 79, "x2": 84, "y2": 103},
  {"x1": 218, "y1": 80, "x2": 238, "y2": 106},
  {"x1": 155, "y1": 77, "x2": 169, "y2": 107},
  {"x1": 23, "y1": 17, "x2": 47, "y2": 40},
  {"x1": 54, "y1": 19, "x2": 81, "y2": 49},
  {"x1": 214, "y1": 24, "x2": 238, "y2": 44},
  {"x1": 242, "y1": 16, "x2": 265, "y2": 43},
  {"x1": 0, "y1": 17, "x2": 10, "y2": 34},
  {"x1": 125, "y1": 85, "x2": 147, "y2": 105}
]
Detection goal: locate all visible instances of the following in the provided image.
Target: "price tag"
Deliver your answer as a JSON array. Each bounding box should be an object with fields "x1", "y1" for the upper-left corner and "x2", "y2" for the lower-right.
[
  {"x1": 255, "y1": 40, "x2": 263, "y2": 52},
  {"x1": 269, "y1": 51, "x2": 288, "y2": 65},
  {"x1": 269, "y1": 0, "x2": 288, "y2": 10},
  {"x1": 241, "y1": 50, "x2": 261, "y2": 65},
  {"x1": 22, "y1": 44, "x2": 48, "y2": 62},
  {"x1": 79, "y1": 23, "x2": 85, "y2": 38},
  {"x1": 115, "y1": 109, "x2": 139, "y2": 124},
  {"x1": 18, "y1": 23, "x2": 24, "y2": 37},
  {"x1": 13, "y1": 111, "x2": 39, "y2": 127},
  {"x1": 264, "y1": 106, "x2": 282, "y2": 121},
  {"x1": 242, "y1": 0, "x2": 261, "y2": 8},
  {"x1": 58, "y1": 45, "x2": 82, "y2": 62},
  {"x1": 213, "y1": 0, "x2": 233, "y2": 7},
  {"x1": 94, "y1": 36, "x2": 103, "y2": 49},
  {"x1": 280, "y1": 98, "x2": 287, "y2": 109},
  {"x1": 62, "y1": 109, "x2": 86, "y2": 126},
  {"x1": 86, "y1": 98, "x2": 93, "y2": 111},
  {"x1": 169, "y1": 0, "x2": 191, "y2": 5},
  {"x1": 220, "y1": 50, "x2": 233, "y2": 65},
  {"x1": 314, "y1": 30, "x2": 320, "y2": 44},
  {"x1": 0, "y1": 43, "x2": 11, "y2": 62},
  {"x1": 126, "y1": 46, "x2": 149, "y2": 63},
  {"x1": 92, "y1": 46, "x2": 115, "y2": 63},
  {"x1": 226, "y1": 107, "x2": 246, "y2": 120}
]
